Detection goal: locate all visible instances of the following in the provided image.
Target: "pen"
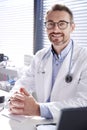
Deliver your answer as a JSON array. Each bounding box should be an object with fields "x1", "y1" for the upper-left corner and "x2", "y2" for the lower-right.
[{"x1": 8, "y1": 99, "x2": 10, "y2": 102}]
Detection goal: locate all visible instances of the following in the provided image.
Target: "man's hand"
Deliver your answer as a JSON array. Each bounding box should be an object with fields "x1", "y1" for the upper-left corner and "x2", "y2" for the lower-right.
[{"x1": 9, "y1": 88, "x2": 40, "y2": 116}]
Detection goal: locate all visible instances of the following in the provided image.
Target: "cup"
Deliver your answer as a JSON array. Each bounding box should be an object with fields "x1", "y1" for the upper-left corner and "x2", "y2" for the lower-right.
[
  {"x1": 0, "y1": 96, "x2": 5, "y2": 111},
  {"x1": 0, "y1": 54, "x2": 9, "y2": 62}
]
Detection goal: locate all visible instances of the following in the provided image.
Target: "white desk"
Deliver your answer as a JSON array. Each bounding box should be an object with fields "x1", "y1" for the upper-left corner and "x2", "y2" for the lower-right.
[
  {"x1": 0, "y1": 90, "x2": 56, "y2": 130},
  {"x1": 0, "y1": 114, "x2": 55, "y2": 130}
]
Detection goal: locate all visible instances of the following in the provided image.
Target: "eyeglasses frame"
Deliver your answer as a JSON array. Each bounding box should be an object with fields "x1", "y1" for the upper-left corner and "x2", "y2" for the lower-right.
[{"x1": 45, "y1": 20, "x2": 72, "y2": 30}]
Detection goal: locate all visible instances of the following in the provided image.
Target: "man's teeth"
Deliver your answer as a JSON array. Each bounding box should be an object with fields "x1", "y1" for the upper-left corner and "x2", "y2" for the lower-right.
[{"x1": 52, "y1": 34, "x2": 61, "y2": 37}]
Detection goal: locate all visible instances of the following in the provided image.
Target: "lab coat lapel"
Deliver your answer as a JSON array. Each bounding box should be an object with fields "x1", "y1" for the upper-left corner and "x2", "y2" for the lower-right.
[
  {"x1": 51, "y1": 49, "x2": 71, "y2": 100},
  {"x1": 43, "y1": 53, "x2": 53, "y2": 102}
]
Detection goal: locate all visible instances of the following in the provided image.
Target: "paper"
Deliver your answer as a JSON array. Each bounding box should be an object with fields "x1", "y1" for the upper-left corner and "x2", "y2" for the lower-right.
[
  {"x1": 0, "y1": 106, "x2": 4, "y2": 112},
  {"x1": 1, "y1": 108, "x2": 29, "y2": 123}
]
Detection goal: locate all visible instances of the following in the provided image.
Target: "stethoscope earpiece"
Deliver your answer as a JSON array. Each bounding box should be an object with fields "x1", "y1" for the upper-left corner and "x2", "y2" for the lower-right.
[{"x1": 65, "y1": 74, "x2": 72, "y2": 83}]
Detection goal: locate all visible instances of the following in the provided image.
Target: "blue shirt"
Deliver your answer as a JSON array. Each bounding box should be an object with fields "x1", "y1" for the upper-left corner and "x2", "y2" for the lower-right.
[{"x1": 40, "y1": 40, "x2": 72, "y2": 119}]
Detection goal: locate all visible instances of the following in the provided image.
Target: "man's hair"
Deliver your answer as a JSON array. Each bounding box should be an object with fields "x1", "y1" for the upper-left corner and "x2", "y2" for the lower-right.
[{"x1": 46, "y1": 4, "x2": 74, "y2": 22}]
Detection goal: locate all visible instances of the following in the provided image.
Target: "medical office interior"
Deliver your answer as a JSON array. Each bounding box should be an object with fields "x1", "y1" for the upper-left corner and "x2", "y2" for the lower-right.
[
  {"x1": 0, "y1": 0, "x2": 87, "y2": 91},
  {"x1": 0, "y1": 0, "x2": 87, "y2": 129}
]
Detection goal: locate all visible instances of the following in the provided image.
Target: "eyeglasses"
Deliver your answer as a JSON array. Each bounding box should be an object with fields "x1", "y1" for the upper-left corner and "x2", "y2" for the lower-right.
[{"x1": 45, "y1": 20, "x2": 71, "y2": 30}]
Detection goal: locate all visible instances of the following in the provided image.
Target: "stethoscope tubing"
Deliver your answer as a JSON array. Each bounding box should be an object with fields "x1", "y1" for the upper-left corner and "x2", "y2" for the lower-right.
[
  {"x1": 68, "y1": 40, "x2": 74, "y2": 76},
  {"x1": 38, "y1": 40, "x2": 74, "y2": 83}
]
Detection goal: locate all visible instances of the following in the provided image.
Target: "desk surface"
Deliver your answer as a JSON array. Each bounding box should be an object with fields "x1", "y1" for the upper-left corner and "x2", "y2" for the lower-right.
[
  {"x1": 0, "y1": 114, "x2": 54, "y2": 130},
  {"x1": 0, "y1": 90, "x2": 55, "y2": 130},
  {"x1": 0, "y1": 89, "x2": 9, "y2": 96}
]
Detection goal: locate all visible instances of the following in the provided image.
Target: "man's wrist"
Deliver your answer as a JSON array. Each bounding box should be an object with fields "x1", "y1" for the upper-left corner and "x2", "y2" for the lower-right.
[
  {"x1": 35, "y1": 103, "x2": 40, "y2": 116},
  {"x1": 39, "y1": 103, "x2": 53, "y2": 119}
]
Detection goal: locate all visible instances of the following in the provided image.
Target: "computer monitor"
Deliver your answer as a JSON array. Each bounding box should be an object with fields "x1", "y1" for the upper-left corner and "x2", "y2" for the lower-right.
[{"x1": 57, "y1": 107, "x2": 87, "y2": 130}]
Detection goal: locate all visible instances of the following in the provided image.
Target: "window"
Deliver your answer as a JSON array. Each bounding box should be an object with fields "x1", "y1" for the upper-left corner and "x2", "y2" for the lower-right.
[{"x1": 0, "y1": 0, "x2": 34, "y2": 66}]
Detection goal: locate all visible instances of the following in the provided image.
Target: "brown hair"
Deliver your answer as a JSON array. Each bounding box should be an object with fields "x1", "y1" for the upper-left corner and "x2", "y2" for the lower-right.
[{"x1": 46, "y1": 4, "x2": 74, "y2": 22}]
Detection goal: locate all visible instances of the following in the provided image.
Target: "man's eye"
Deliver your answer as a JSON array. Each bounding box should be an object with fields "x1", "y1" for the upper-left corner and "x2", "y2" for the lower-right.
[
  {"x1": 59, "y1": 22, "x2": 65, "y2": 26},
  {"x1": 49, "y1": 22, "x2": 54, "y2": 26}
]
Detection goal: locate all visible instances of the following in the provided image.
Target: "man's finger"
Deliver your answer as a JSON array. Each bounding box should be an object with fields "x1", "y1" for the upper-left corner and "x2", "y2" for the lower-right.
[{"x1": 20, "y1": 87, "x2": 30, "y2": 96}]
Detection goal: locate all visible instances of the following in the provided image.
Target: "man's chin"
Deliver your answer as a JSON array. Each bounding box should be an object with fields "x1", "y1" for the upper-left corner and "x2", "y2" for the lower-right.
[{"x1": 52, "y1": 41, "x2": 64, "y2": 46}]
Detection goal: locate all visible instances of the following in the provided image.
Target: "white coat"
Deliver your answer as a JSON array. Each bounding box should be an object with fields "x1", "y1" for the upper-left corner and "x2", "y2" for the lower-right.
[{"x1": 12, "y1": 42, "x2": 87, "y2": 120}]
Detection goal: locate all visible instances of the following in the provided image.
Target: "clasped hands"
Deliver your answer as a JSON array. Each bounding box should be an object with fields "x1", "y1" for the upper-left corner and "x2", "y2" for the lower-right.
[{"x1": 9, "y1": 87, "x2": 40, "y2": 116}]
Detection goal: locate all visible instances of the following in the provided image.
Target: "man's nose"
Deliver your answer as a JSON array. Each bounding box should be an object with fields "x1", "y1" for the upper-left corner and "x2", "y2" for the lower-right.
[{"x1": 53, "y1": 24, "x2": 61, "y2": 32}]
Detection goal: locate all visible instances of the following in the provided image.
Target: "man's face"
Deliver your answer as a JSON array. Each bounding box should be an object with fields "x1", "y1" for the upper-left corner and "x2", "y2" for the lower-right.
[{"x1": 45, "y1": 11, "x2": 75, "y2": 47}]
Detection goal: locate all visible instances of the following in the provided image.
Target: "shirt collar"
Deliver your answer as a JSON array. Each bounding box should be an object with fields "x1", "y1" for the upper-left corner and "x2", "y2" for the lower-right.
[{"x1": 51, "y1": 40, "x2": 72, "y2": 60}]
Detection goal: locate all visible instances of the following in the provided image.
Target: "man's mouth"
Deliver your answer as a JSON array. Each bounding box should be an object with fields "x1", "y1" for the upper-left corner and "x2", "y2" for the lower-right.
[{"x1": 51, "y1": 33, "x2": 62, "y2": 38}]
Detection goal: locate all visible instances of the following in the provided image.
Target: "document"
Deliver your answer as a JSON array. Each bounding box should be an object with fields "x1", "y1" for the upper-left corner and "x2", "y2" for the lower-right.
[
  {"x1": 0, "y1": 106, "x2": 4, "y2": 112},
  {"x1": 1, "y1": 108, "x2": 29, "y2": 123}
]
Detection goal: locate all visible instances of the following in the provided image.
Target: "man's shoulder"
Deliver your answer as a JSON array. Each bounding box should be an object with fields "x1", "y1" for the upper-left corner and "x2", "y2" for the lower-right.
[
  {"x1": 74, "y1": 43, "x2": 87, "y2": 61},
  {"x1": 35, "y1": 47, "x2": 51, "y2": 57},
  {"x1": 74, "y1": 43, "x2": 87, "y2": 54},
  {"x1": 78, "y1": 45, "x2": 87, "y2": 55}
]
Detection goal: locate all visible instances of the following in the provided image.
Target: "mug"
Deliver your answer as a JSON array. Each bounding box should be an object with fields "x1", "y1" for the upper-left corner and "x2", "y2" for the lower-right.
[
  {"x1": 0, "y1": 96, "x2": 5, "y2": 111},
  {"x1": 0, "y1": 54, "x2": 9, "y2": 62},
  {"x1": 0, "y1": 96, "x2": 5, "y2": 103}
]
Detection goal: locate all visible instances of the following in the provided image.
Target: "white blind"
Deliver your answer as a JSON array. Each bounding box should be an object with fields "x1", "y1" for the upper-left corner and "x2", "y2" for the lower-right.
[
  {"x1": 0, "y1": 0, "x2": 34, "y2": 66},
  {"x1": 42, "y1": 0, "x2": 87, "y2": 48}
]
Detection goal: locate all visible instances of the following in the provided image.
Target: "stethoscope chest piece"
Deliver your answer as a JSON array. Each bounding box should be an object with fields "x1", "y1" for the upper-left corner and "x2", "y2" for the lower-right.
[{"x1": 65, "y1": 74, "x2": 72, "y2": 83}]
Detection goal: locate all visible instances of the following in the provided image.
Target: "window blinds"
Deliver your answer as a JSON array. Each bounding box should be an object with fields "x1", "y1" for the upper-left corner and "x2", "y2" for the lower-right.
[
  {"x1": 0, "y1": 0, "x2": 34, "y2": 66},
  {"x1": 42, "y1": 0, "x2": 87, "y2": 48}
]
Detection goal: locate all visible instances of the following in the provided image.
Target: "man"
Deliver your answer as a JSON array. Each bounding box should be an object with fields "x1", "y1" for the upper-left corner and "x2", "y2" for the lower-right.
[{"x1": 9, "y1": 4, "x2": 87, "y2": 120}]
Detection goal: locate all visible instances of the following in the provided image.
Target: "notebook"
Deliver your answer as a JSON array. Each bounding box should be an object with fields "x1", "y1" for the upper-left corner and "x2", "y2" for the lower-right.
[{"x1": 57, "y1": 107, "x2": 87, "y2": 130}]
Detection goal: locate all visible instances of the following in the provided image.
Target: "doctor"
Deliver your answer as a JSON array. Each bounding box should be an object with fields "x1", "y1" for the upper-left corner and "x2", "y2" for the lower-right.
[{"x1": 9, "y1": 4, "x2": 87, "y2": 120}]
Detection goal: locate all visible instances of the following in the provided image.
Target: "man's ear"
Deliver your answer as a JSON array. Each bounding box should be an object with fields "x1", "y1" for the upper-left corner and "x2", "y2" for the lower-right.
[{"x1": 71, "y1": 23, "x2": 75, "y2": 32}]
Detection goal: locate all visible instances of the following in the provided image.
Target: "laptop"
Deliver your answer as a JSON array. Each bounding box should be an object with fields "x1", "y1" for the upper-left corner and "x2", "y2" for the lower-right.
[
  {"x1": 57, "y1": 107, "x2": 87, "y2": 130},
  {"x1": 36, "y1": 107, "x2": 87, "y2": 130}
]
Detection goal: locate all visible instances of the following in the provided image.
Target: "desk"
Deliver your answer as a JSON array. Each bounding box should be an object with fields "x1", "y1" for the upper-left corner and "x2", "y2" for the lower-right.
[
  {"x1": 0, "y1": 114, "x2": 55, "y2": 130},
  {"x1": 0, "y1": 90, "x2": 56, "y2": 130}
]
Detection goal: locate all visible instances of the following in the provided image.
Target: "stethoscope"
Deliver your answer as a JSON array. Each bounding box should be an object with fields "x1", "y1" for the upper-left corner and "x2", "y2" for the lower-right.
[
  {"x1": 65, "y1": 41, "x2": 74, "y2": 83},
  {"x1": 38, "y1": 40, "x2": 74, "y2": 83}
]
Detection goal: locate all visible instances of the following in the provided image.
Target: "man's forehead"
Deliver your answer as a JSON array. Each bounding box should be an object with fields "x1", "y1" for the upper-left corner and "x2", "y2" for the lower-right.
[
  {"x1": 46, "y1": 11, "x2": 70, "y2": 21},
  {"x1": 47, "y1": 10, "x2": 70, "y2": 17}
]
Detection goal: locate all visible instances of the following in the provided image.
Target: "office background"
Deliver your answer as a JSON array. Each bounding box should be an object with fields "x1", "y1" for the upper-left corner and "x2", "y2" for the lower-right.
[{"x1": 0, "y1": 0, "x2": 87, "y2": 66}]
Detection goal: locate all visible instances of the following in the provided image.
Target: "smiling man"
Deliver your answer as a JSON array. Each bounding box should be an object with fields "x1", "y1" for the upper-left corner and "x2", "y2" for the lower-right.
[{"x1": 45, "y1": 4, "x2": 75, "y2": 53}]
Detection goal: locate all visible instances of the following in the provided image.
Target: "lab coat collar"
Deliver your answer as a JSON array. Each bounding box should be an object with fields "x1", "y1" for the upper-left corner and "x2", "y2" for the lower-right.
[{"x1": 51, "y1": 39, "x2": 72, "y2": 60}]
